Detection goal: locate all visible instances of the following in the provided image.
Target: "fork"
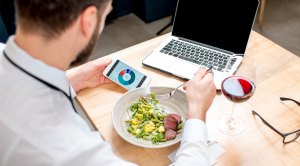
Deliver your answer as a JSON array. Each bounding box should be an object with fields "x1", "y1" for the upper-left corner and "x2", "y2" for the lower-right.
[
  {"x1": 154, "y1": 82, "x2": 187, "y2": 100},
  {"x1": 154, "y1": 66, "x2": 213, "y2": 100}
]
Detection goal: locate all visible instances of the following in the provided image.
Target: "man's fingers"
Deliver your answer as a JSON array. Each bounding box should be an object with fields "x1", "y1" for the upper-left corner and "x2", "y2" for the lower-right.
[
  {"x1": 201, "y1": 72, "x2": 216, "y2": 90},
  {"x1": 193, "y1": 66, "x2": 207, "y2": 80},
  {"x1": 183, "y1": 84, "x2": 187, "y2": 90},
  {"x1": 93, "y1": 58, "x2": 112, "y2": 68}
]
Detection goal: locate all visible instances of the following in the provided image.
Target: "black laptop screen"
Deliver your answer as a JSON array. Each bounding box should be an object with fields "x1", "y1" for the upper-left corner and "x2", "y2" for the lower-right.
[{"x1": 172, "y1": 0, "x2": 259, "y2": 54}]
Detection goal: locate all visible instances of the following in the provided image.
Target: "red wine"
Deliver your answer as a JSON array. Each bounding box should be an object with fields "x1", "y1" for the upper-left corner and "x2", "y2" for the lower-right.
[{"x1": 221, "y1": 76, "x2": 255, "y2": 102}]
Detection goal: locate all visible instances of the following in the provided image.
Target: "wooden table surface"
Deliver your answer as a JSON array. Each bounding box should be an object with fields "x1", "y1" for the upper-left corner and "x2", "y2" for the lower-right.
[{"x1": 77, "y1": 31, "x2": 300, "y2": 166}]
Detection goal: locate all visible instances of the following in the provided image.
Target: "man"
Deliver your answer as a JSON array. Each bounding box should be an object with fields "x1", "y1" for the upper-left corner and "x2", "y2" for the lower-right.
[{"x1": 0, "y1": 0, "x2": 216, "y2": 165}]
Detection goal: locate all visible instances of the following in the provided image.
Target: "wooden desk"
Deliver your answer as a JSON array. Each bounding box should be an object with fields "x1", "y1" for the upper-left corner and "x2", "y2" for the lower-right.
[{"x1": 77, "y1": 31, "x2": 300, "y2": 165}]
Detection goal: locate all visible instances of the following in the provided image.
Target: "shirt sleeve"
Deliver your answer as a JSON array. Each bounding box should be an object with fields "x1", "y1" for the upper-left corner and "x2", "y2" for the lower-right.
[
  {"x1": 174, "y1": 119, "x2": 209, "y2": 166},
  {"x1": 70, "y1": 86, "x2": 77, "y2": 98},
  {"x1": 61, "y1": 132, "x2": 138, "y2": 166}
]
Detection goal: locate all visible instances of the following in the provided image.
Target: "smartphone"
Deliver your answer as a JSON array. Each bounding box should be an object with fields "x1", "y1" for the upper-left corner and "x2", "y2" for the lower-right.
[{"x1": 103, "y1": 59, "x2": 151, "y2": 90}]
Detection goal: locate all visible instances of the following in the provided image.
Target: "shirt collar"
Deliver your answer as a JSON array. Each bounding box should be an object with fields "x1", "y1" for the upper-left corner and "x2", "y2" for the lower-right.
[{"x1": 4, "y1": 36, "x2": 71, "y2": 96}]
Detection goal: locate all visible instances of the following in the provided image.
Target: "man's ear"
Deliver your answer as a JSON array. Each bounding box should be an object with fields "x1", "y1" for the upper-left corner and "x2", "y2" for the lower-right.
[{"x1": 80, "y1": 6, "x2": 98, "y2": 38}]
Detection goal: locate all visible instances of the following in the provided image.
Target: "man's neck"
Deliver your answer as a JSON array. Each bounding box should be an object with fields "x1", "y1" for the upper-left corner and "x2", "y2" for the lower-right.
[{"x1": 14, "y1": 29, "x2": 77, "y2": 71}]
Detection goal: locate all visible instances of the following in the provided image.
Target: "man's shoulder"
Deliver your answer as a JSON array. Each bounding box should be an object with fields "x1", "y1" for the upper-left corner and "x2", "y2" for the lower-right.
[{"x1": 0, "y1": 43, "x2": 5, "y2": 52}]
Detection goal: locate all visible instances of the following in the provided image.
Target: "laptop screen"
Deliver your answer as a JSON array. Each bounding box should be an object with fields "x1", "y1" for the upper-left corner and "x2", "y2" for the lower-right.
[{"x1": 172, "y1": 0, "x2": 259, "y2": 54}]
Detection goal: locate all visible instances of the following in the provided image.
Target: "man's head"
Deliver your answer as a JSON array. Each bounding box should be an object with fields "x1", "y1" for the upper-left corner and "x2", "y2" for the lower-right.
[{"x1": 14, "y1": 0, "x2": 112, "y2": 67}]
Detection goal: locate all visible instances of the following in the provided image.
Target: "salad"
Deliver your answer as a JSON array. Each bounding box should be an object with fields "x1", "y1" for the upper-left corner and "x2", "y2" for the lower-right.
[{"x1": 125, "y1": 92, "x2": 183, "y2": 144}]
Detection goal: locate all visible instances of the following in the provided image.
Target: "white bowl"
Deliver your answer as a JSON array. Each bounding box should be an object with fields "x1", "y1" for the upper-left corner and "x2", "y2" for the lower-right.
[{"x1": 112, "y1": 86, "x2": 188, "y2": 148}]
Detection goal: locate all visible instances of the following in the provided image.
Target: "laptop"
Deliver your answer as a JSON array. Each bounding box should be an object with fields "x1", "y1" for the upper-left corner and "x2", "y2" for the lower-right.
[{"x1": 142, "y1": 0, "x2": 259, "y2": 89}]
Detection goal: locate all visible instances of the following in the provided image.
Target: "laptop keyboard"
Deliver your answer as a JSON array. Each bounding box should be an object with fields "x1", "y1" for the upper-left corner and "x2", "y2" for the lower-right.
[{"x1": 159, "y1": 39, "x2": 237, "y2": 71}]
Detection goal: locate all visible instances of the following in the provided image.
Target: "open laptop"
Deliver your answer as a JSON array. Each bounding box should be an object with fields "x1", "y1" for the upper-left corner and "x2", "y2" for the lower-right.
[{"x1": 142, "y1": 0, "x2": 259, "y2": 89}]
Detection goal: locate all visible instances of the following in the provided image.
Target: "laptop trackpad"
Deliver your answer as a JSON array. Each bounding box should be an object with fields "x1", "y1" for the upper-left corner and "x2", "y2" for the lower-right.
[
  {"x1": 168, "y1": 60, "x2": 198, "y2": 79},
  {"x1": 143, "y1": 53, "x2": 176, "y2": 71}
]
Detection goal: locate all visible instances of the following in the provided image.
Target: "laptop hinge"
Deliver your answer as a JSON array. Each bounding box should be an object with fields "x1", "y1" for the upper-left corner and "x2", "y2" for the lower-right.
[{"x1": 177, "y1": 37, "x2": 235, "y2": 55}]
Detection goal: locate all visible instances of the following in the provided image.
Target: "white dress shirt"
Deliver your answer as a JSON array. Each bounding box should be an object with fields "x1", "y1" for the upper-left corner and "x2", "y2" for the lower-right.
[
  {"x1": 0, "y1": 43, "x2": 5, "y2": 52},
  {"x1": 0, "y1": 37, "x2": 209, "y2": 166}
]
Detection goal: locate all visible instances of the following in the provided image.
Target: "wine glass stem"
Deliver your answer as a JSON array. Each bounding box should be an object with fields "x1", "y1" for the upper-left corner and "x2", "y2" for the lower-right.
[
  {"x1": 228, "y1": 103, "x2": 236, "y2": 129},
  {"x1": 230, "y1": 103, "x2": 235, "y2": 120}
]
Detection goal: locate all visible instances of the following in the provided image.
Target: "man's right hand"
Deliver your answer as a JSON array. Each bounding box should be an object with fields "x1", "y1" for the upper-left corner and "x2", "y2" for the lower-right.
[{"x1": 184, "y1": 66, "x2": 216, "y2": 121}]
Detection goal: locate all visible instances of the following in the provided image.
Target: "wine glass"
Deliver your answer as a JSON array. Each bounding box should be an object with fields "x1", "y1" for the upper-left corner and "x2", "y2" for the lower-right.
[{"x1": 218, "y1": 56, "x2": 256, "y2": 135}]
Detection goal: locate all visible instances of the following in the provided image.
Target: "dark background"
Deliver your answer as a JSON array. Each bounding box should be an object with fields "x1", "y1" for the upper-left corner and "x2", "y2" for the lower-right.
[
  {"x1": 0, "y1": 0, "x2": 177, "y2": 43},
  {"x1": 0, "y1": 0, "x2": 15, "y2": 43}
]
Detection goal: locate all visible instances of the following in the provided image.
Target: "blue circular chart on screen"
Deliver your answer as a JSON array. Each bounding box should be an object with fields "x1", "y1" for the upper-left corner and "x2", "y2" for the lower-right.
[{"x1": 118, "y1": 69, "x2": 136, "y2": 85}]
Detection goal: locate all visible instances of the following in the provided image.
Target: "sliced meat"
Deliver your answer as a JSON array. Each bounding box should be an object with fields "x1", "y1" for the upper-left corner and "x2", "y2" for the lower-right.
[
  {"x1": 164, "y1": 116, "x2": 178, "y2": 131},
  {"x1": 169, "y1": 114, "x2": 181, "y2": 123},
  {"x1": 165, "y1": 129, "x2": 177, "y2": 140}
]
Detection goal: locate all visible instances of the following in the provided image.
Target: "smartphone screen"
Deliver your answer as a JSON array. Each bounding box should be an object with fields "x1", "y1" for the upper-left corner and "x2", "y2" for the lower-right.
[{"x1": 105, "y1": 60, "x2": 148, "y2": 90}]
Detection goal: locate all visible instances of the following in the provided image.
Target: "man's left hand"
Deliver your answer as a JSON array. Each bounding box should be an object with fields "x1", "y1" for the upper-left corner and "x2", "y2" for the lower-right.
[{"x1": 67, "y1": 58, "x2": 112, "y2": 93}]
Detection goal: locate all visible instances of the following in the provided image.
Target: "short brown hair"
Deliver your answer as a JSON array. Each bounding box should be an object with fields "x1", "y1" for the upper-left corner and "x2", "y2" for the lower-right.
[{"x1": 15, "y1": 0, "x2": 109, "y2": 38}]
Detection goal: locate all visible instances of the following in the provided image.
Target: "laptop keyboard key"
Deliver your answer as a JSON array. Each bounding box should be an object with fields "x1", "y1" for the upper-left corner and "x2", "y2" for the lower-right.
[{"x1": 159, "y1": 40, "x2": 237, "y2": 72}]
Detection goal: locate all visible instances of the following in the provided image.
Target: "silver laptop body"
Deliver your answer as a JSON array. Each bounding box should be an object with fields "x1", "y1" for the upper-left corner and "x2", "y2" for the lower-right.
[{"x1": 143, "y1": 0, "x2": 259, "y2": 89}]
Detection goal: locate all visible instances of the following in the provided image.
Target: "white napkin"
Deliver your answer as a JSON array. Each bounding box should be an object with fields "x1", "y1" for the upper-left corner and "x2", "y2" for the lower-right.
[{"x1": 168, "y1": 140, "x2": 225, "y2": 165}]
